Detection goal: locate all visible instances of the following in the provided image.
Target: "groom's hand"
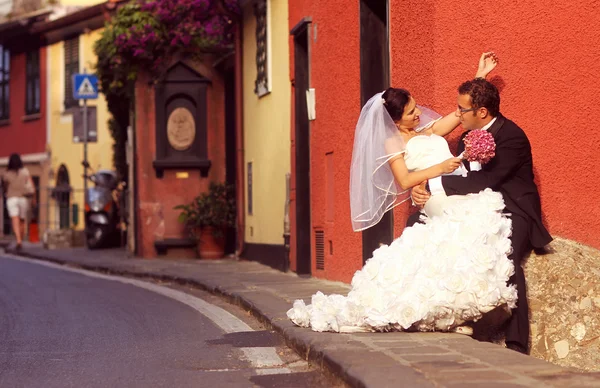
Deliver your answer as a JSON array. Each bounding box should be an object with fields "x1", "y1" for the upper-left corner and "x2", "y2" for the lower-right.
[{"x1": 411, "y1": 181, "x2": 430, "y2": 209}]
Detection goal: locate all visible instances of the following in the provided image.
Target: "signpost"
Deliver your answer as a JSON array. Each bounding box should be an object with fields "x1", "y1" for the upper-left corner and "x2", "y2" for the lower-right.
[{"x1": 72, "y1": 71, "x2": 99, "y2": 213}]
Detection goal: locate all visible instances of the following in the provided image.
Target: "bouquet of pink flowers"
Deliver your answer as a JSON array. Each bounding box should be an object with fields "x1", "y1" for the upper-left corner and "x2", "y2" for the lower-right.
[{"x1": 461, "y1": 129, "x2": 496, "y2": 165}]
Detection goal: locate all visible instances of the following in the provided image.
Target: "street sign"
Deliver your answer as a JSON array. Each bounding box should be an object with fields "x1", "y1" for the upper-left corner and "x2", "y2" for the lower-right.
[
  {"x1": 73, "y1": 74, "x2": 99, "y2": 100},
  {"x1": 73, "y1": 106, "x2": 97, "y2": 143},
  {"x1": 72, "y1": 72, "x2": 98, "y2": 224}
]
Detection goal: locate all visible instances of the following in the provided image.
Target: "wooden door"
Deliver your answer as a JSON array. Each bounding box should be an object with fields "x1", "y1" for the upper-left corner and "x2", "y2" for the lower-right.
[
  {"x1": 292, "y1": 19, "x2": 312, "y2": 275},
  {"x1": 360, "y1": 0, "x2": 392, "y2": 264}
]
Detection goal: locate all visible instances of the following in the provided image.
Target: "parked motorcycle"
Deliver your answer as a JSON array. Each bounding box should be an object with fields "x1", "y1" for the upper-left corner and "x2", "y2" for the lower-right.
[{"x1": 83, "y1": 163, "x2": 126, "y2": 249}]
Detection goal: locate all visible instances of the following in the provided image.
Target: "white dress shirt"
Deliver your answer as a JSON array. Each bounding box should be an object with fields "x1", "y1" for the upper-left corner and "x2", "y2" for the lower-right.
[{"x1": 428, "y1": 117, "x2": 498, "y2": 196}]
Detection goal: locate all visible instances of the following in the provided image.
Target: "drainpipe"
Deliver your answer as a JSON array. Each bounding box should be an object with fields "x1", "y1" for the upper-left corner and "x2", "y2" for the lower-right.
[{"x1": 234, "y1": 23, "x2": 245, "y2": 257}]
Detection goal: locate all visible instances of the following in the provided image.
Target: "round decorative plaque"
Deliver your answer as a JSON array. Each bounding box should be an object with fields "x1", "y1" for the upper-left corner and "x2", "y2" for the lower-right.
[{"x1": 167, "y1": 107, "x2": 195, "y2": 151}]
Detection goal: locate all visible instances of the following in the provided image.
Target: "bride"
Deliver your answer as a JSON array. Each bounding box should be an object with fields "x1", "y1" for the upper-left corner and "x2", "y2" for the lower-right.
[{"x1": 287, "y1": 53, "x2": 518, "y2": 333}]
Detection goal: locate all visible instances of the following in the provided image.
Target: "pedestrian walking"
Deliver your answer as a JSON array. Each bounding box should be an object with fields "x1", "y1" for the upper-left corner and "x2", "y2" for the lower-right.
[{"x1": 2, "y1": 153, "x2": 36, "y2": 250}]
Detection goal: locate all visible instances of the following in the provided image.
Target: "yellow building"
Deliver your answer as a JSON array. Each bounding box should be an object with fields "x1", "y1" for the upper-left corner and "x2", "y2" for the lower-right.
[
  {"x1": 42, "y1": 2, "x2": 115, "y2": 231},
  {"x1": 241, "y1": 0, "x2": 291, "y2": 269}
]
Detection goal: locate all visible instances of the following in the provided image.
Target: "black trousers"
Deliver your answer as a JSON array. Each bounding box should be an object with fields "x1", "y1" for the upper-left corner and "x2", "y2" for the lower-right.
[
  {"x1": 406, "y1": 210, "x2": 531, "y2": 349},
  {"x1": 405, "y1": 211, "x2": 423, "y2": 229},
  {"x1": 504, "y1": 213, "x2": 531, "y2": 350}
]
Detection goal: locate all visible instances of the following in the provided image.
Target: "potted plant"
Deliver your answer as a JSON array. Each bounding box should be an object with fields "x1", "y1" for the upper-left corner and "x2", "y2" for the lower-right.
[{"x1": 175, "y1": 182, "x2": 235, "y2": 259}]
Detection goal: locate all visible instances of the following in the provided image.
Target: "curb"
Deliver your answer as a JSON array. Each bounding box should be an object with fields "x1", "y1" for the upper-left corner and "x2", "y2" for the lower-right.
[{"x1": 9, "y1": 249, "x2": 391, "y2": 388}]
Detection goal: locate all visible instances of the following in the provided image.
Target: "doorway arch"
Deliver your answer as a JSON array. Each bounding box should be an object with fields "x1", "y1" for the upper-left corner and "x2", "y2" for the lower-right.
[{"x1": 54, "y1": 164, "x2": 71, "y2": 229}]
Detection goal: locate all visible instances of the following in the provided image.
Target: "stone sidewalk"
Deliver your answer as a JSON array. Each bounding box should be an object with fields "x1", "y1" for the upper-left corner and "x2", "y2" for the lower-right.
[{"x1": 3, "y1": 243, "x2": 600, "y2": 387}]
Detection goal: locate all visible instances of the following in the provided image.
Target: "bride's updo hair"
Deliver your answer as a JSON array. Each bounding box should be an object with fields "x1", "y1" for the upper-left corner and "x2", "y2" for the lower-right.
[{"x1": 382, "y1": 88, "x2": 411, "y2": 122}]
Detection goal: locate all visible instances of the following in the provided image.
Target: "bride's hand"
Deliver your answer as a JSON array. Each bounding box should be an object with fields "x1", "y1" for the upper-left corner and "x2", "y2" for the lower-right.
[
  {"x1": 475, "y1": 52, "x2": 498, "y2": 79},
  {"x1": 439, "y1": 157, "x2": 462, "y2": 174}
]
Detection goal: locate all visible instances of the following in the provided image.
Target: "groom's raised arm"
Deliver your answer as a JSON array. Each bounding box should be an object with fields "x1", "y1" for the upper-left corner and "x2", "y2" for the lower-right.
[{"x1": 440, "y1": 133, "x2": 530, "y2": 196}]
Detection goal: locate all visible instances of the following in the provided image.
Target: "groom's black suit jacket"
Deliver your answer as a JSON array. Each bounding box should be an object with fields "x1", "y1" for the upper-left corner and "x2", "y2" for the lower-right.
[{"x1": 441, "y1": 114, "x2": 552, "y2": 249}]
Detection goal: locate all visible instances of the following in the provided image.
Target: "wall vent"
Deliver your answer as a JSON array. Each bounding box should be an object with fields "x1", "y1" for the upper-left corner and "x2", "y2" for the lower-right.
[{"x1": 315, "y1": 230, "x2": 325, "y2": 270}]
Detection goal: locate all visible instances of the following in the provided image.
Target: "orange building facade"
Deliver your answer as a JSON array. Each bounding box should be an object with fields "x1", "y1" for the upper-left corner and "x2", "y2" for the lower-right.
[{"x1": 133, "y1": 58, "x2": 232, "y2": 258}]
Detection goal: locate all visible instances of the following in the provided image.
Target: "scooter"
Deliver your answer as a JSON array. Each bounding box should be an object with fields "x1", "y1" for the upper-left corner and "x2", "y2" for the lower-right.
[{"x1": 83, "y1": 163, "x2": 124, "y2": 249}]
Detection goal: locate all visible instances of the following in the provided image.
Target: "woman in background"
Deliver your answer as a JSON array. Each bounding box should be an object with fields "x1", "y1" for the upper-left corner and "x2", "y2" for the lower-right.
[{"x1": 2, "y1": 153, "x2": 35, "y2": 250}]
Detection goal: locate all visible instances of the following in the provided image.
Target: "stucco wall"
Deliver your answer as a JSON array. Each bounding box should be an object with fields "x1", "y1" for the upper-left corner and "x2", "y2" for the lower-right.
[
  {"x1": 288, "y1": 2, "x2": 362, "y2": 281},
  {"x1": 242, "y1": 0, "x2": 291, "y2": 246},
  {"x1": 58, "y1": 0, "x2": 104, "y2": 5},
  {"x1": 47, "y1": 29, "x2": 113, "y2": 230},
  {"x1": 287, "y1": 1, "x2": 600, "y2": 283},
  {"x1": 0, "y1": 0, "x2": 12, "y2": 15},
  {"x1": 389, "y1": 0, "x2": 600, "y2": 249}
]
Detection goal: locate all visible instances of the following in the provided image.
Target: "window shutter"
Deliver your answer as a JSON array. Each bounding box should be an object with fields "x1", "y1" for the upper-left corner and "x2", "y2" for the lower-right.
[
  {"x1": 254, "y1": 0, "x2": 269, "y2": 96},
  {"x1": 64, "y1": 37, "x2": 80, "y2": 109},
  {"x1": 25, "y1": 50, "x2": 41, "y2": 115},
  {"x1": 0, "y1": 45, "x2": 10, "y2": 120}
]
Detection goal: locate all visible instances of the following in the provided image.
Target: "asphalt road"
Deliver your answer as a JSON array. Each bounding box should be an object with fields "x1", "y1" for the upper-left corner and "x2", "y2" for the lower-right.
[{"x1": 0, "y1": 255, "x2": 343, "y2": 388}]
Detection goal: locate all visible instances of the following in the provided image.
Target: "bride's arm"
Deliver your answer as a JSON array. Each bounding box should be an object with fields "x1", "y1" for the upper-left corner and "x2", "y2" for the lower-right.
[
  {"x1": 431, "y1": 113, "x2": 460, "y2": 137},
  {"x1": 388, "y1": 155, "x2": 461, "y2": 191},
  {"x1": 431, "y1": 52, "x2": 498, "y2": 137},
  {"x1": 475, "y1": 52, "x2": 498, "y2": 79}
]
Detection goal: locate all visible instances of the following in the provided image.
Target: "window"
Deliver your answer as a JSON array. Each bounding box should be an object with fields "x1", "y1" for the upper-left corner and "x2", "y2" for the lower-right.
[
  {"x1": 254, "y1": 0, "x2": 269, "y2": 96},
  {"x1": 0, "y1": 45, "x2": 10, "y2": 120},
  {"x1": 64, "y1": 37, "x2": 79, "y2": 110},
  {"x1": 25, "y1": 50, "x2": 40, "y2": 115}
]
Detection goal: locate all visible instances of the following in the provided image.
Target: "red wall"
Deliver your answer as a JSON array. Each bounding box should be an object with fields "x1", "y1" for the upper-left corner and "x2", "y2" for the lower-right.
[
  {"x1": 0, "y1": 47, "x2": 47, "y2": 157},
  {"x1": 289, "y1": 2, "x2": 363, "y2": 282},
  {"x1": 134, "y1": 60, "x2": 226, "y2": 258},
  {"x1": 389, "y1": 0, "x2": 600, "y2": 249},
  {"x1": 289, "y1": 1, "x2": 600, "y2": 283}
]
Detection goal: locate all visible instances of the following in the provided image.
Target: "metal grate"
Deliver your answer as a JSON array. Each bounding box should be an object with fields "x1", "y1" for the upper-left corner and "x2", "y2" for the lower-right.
[
  {"x1": 315, "y1": 230, "x2": 325, "y2": 270},
  {"x1": 253, "y1": 0, "x2": 268, "y2": 96}
]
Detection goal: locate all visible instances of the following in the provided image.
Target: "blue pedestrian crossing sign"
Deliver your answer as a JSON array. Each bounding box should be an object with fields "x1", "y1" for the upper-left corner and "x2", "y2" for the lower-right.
[{"x1": 73, "y1": 74, "x2": 99, "y2": 100}]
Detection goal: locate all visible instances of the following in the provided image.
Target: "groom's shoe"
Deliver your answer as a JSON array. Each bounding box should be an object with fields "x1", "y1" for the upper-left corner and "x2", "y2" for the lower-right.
[
  {"x1": 451, "y1": 326, "x2": 473, "y2": 336},
  {"x1": 505, "y1": 342, "x2": 528, "y2": 355}
]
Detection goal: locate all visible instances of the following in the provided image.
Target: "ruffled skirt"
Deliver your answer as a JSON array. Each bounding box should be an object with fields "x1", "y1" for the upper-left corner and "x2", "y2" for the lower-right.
[{"x1": 287, "y1": 189, "x2": 517, "y2": 333}]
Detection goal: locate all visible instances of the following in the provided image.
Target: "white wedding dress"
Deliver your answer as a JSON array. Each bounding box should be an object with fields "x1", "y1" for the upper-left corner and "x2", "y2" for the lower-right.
[{"x1": 287, "y1": 134, "x2": 518, "y2": 333}]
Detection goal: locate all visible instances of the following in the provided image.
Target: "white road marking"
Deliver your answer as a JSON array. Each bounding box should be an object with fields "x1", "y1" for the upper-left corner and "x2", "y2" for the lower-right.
[
  {"x1": 239, "y1": 347, "x2": 285, "y2": 368},
  {"x1": 254, "y1": 367, "x2": 293, "y2": 375},
  {"x1": 186, "y1": 368, "x2": 292, "y2": 375},
  {"x1": 4, "y1": 255, "x2": 285, "y2": 371}
]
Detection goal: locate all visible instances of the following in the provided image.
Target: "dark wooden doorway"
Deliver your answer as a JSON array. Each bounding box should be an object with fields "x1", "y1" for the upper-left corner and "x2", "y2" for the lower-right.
[
  {"x1": 360, "y1": 0, "x2": 392, "y2": 264},
  {"x1": 55, "y1": 164, "x2": 71, "y2": 229},
  {"x1": 291, "y1": 18, "x2": 312, "y2": 276},
  {"x1": 224, "y1": 68, "x2": 236, "y2": 256}
]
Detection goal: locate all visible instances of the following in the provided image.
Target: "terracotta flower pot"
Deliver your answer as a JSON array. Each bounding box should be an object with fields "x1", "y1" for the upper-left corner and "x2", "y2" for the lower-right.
[{"x1": 197, "y1": 226, "x2": 225, "y2": 259}]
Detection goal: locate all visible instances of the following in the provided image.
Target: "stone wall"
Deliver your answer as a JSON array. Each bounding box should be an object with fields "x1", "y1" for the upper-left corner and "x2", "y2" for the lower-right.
[
  {"x1": 42, "y1": 229, "x2": 85, "y2": 250},
  {"x1": 526, "y1": 238, "x2": 600, "y2": 372},
  {"x1": 467, "y1": 237, "x2": 600, "y2": 372}
]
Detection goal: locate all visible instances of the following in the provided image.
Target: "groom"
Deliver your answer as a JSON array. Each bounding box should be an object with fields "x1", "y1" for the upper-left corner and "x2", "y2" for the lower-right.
[{"x1": 408, "y1": 78, "x2": 552, "y2": 354}]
